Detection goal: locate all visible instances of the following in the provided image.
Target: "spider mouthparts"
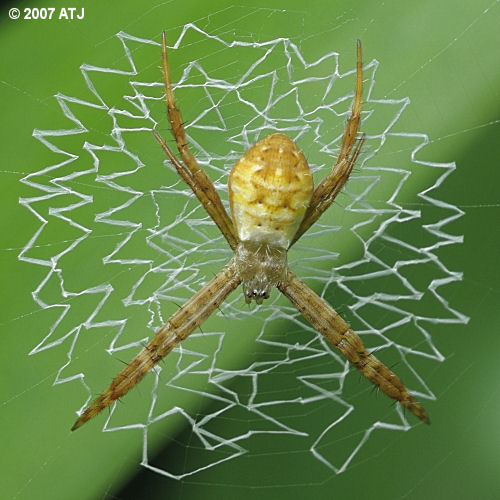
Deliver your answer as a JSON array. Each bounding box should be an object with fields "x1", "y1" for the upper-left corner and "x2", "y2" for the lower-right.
[{"x1": 244, "y1": 289, "x2": 270, "y2": 305}]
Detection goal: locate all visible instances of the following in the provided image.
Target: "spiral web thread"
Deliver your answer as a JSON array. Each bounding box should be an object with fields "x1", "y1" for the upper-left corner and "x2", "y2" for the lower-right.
[{"x1": 20, "y1": 21, "x2": 468, "y2": 479}]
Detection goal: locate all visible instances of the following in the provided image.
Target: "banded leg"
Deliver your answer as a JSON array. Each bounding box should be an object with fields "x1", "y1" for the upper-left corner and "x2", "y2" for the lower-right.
[
  {"x1": 292, "y1": 40, "x2": 364, "y2": 246},
  {"x1": 278, "y1": 271, "x2": 430, "y2": 424},
  {"x1": 155, "y1": 30, "x2": 238, "y2": 250},
  {"x1": 153, "y1": 131, "x2": 238, "y2": 249},
  {"x1": 72, "y1": 260, "x2": 241, "y2": 430}
]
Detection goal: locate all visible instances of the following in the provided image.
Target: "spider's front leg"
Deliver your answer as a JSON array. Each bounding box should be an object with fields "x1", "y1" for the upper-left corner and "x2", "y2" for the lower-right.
[
  {"x1": 71, "y1": 261, "x2": 241, "y2": 430},
  {"x1": 278, "y1": 272, "x2": 430, "y2": 424}
]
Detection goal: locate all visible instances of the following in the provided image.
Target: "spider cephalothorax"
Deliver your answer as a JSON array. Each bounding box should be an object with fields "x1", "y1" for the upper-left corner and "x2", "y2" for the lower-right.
[
  {"x1": 71, "y1": 33, "x2": 429, "y2": 431},
  {"x1": 234, "y1": 241, "x2": 287, "y2": 304}
]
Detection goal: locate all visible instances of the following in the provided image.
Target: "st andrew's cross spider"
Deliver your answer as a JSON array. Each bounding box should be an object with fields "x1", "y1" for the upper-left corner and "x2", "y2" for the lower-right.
[{"x1": 72, "y1": 32, "x2": 429, "y2": 431}]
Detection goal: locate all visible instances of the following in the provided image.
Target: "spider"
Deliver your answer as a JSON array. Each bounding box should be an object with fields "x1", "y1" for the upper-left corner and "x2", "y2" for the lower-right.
[{"x1": 71, "y1": 32, "x2": 429, "y2": 431}]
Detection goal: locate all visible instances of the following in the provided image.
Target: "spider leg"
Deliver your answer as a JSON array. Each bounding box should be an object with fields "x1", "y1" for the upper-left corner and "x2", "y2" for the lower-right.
[
  {"x1": 278, "y1": 271, "x2": 430, "y2": 424},
  {"x1": 154, "y1": 31, "x2": 238, "y2": 250},
  {"x1": 71, "y1": 260, "x2": 241, "y2": 431},
  {"x1": 291, "y1": 40, "x2": 364, "y2": 246},
  {"x1": 153, "y1": 131, "x2": 237, "y2": 249}
]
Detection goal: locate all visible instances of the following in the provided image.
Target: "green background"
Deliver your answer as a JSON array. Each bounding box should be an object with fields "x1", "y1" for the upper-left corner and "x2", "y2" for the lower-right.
[{"x1": 1, "y1": 1, "x2": 499, "y2": 499}]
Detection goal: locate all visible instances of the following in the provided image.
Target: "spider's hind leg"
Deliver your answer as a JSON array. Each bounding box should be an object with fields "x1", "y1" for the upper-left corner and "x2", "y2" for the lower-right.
[
  {"x1": 154, "y1": 31, "x2": 238, "y2": 250},
  {"x1": 291, "y1": 40, "x2": 364, "y2": 246}
]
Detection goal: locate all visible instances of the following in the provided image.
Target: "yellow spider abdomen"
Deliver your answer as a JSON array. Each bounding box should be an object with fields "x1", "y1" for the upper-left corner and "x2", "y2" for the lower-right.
[{"x1": 228, "y1": 133, "x2": 313, "y2": 249}]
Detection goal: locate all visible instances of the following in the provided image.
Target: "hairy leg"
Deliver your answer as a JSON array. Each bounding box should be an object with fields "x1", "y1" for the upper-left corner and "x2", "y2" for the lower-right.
[
  {"x1": 278, "y1": 271, "x2": 430, "y2": 424},
  {"x1": 292, "y1": 40, "x2": 364, "y2": 246},
  {"x1": 153, "y1": 131, "x2": 238, "y2": 248},
  {"x1": 72, "y1": 260, "x2": 241, "y2": 430},
  {"x1": 155, "y1": 31, "x2": 238, "y2": 249}
]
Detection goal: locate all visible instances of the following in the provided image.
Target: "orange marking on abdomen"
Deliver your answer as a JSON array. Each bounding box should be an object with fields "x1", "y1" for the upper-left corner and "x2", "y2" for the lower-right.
[{"x1": 228, "y1": 133, "x2": 313, "y2": 249}]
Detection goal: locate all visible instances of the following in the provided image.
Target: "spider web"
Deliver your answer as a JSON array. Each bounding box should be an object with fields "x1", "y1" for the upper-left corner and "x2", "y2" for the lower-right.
[{"x1": 20, "y1": 16, "x2": 468, "y2": 480}]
